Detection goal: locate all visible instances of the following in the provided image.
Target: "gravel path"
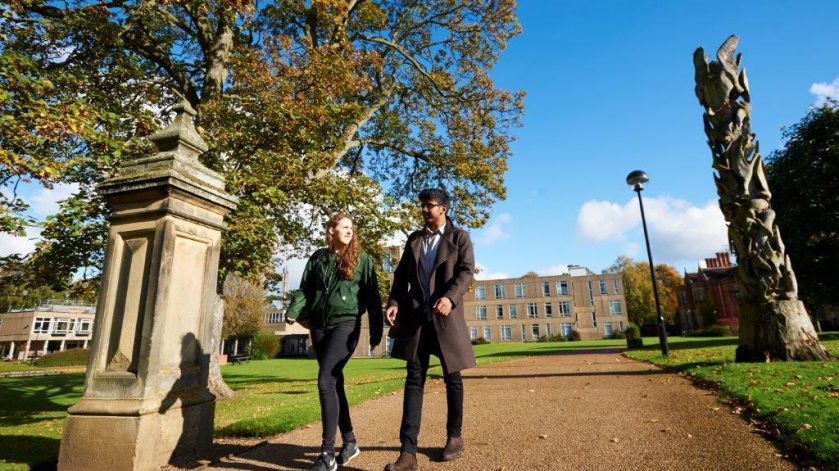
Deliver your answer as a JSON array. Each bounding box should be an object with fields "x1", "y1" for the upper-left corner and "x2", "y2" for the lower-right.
[{"x1": 189, "y1": 348, "x2": 796, "y2": 471}]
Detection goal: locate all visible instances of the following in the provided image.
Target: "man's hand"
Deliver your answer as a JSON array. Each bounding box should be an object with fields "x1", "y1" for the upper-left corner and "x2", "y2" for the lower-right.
[
  {"x1": 285, "y1": 317, "x2": 296, "y2": 325},
  {"x1": 432, "y1": 297, "x2": 453, "y2": 317},
  {"x1": 385, "y1": 305, "x2": 398, "y2": 326}
]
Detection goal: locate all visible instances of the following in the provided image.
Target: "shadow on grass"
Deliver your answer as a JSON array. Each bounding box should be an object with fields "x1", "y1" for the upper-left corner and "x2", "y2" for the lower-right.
[
  {"x1": 0, "y1": 374, "x2": 83, "y2": 426},
  {"x1": 475, "y1": 346, "x2": 626, "y2": 360},
  {"x1": 0, "y1": 434, "x2": 60, "y2": 470}
]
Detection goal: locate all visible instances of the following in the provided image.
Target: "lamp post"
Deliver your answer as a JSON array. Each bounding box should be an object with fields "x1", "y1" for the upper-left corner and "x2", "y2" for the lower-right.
[{"x1": 626, "y1": 170, "x2": 670, "y2": 356}]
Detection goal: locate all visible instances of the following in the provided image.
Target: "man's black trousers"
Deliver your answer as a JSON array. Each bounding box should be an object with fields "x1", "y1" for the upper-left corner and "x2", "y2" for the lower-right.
[{"x1": 399, "y1": 320, "x2": 464, "y2": 454}]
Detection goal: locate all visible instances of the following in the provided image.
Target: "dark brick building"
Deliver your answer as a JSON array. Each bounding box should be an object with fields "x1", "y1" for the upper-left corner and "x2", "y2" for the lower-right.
[{"x1": 677, "y1": 252, "x2": 741, "y2": 334}]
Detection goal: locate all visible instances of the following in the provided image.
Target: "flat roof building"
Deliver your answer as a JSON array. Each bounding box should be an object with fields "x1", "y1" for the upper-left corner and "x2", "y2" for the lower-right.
[
  {"x1": 463, "y1": 270, "x2": 628, "y2": 342},
  {"x1": 0, "y1": 300, "x2": 96, "y2": 360}
]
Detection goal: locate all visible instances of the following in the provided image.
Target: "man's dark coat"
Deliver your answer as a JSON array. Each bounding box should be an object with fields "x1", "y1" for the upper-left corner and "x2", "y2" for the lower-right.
[{"x1": 387, "y1": 219, "x2": 476, "y2": 373}]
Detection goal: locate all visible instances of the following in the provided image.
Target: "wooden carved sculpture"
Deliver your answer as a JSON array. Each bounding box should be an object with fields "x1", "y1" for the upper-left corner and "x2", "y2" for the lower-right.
[{"x1": 693, "y1": 35, "x2": 830, "y2": 361}]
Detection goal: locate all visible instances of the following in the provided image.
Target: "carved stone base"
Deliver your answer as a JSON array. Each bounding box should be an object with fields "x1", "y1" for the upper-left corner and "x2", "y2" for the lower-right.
[
  {"x1": 736, "y1": 299, "x2": 831, "y2": 362},
  {"x1": 57, "y1": 399, "x2": 214, "y2": 471}
]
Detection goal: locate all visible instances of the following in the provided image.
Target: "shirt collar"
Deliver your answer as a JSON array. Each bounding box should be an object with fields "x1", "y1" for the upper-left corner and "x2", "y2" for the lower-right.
[{"x1": 424, "y1": 222, "x2": 446, "y2": 237}]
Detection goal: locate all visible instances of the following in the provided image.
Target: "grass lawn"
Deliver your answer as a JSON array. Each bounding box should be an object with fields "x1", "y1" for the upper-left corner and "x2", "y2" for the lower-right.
[
  {"x1": 0, "y1": 363, "x2": 39, "y2": 374},
  {"x1": 0, "y1": 338, "x2": 623, "y2": 470},
  {"x1": 625, "y1": 332, "x2": 839, "y2": 470}
]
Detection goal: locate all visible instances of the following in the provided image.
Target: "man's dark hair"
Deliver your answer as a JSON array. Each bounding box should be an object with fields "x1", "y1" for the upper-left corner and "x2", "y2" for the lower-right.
[{"x1": 418, "y1": 188, "x2": 449, "y2": 207}]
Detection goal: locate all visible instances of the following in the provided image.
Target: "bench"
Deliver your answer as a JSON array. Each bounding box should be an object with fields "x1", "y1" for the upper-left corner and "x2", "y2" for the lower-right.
[{"x1": 228, "y1": 354, "x2": 250, "y2": 364}]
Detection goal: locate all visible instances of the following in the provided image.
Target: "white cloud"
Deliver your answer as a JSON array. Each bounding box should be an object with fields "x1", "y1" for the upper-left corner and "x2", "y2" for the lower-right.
[
  {"x1": 811, "y1": 77, "x2": 839, "y2": 106},
  {"x1": 576, "y1": 196, "x2": 728, "y2": 265},
  {"x1": 476, "y1": 213, "x2": 512, "y2": 246},
  {"x1": 0, "y1": 226, "x2": 41, "y2": 257},
  {"x1": 474, "y1": 262, "x2": 510, "y2": 280},
  {"x1": 29, "y1": 183, "x2": 79, "y2": 217}
]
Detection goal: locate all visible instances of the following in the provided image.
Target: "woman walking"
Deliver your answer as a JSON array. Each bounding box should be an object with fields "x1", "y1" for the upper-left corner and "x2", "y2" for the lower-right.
[{"x1": 286, "y1": 213, "x2": 383, "y2": 471}]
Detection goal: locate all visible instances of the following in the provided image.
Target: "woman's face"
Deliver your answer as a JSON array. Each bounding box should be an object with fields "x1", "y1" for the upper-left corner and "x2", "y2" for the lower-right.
[{"x1": 331, "y1": 217, "x2": 354, "y2": 249}]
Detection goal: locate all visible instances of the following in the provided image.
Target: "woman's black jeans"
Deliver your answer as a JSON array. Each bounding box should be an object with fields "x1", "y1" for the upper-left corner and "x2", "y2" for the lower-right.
[{"x1": 310, "y1": 320, "x2": 360, "y2": 453}]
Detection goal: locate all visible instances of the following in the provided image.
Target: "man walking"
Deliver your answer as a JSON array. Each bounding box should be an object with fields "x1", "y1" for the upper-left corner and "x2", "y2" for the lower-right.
[{"x1": 384, "y1": 188, "x2": 476, "y2": 471}]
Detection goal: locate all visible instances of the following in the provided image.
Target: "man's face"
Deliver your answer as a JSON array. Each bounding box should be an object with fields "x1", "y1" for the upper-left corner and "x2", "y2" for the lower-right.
[{"x1": 420, "y1": 198, "x2": 447, "y2": 228}]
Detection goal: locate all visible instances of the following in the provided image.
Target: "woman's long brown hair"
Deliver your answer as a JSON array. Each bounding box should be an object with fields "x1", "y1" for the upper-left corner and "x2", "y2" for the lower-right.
[{"x1": 325, "y1": 212, "x2": 361, "y2": 280}]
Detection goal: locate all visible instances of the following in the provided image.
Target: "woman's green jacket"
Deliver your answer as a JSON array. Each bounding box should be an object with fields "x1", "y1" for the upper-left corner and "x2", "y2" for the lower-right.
[{"x1": 286, "y1": 248, "x2": 383, "y2": 346}]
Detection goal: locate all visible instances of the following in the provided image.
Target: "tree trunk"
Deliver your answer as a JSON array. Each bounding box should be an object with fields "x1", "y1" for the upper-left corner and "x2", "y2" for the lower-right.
[
  {"x1": 736, "y1": 300, "x2": 830, "y2": 361},
  {"x1": 208, "y1": 295, "x2": 236, "y2": 399}
]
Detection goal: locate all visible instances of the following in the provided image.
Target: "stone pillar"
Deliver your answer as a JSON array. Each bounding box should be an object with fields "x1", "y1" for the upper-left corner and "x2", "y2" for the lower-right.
[
  {"x1": 7, "y1": 341, "x2": 14, "y2": 360},
  {"x1": 58, "y1": 102, "x2": 237, "y2": 471},
  {"x1": 23, "y1": 340, "x2": 30, "y2": 360}
]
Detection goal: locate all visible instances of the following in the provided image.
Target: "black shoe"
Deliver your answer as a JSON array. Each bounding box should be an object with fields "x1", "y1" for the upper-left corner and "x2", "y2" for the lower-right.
[
  {"x1": 337, "y1": 441, "x2": 360, "y2": 466},
  {"x1": 310, "y1": 452, "x2": 337, "y2": 471}
]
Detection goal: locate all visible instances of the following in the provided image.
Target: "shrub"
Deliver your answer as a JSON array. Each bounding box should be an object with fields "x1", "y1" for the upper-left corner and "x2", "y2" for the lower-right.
[
  {"x1": 250, "y1": 330, "x2": 281, "y2": 359},
  {"x1": 691, "y1": 324, "x2": 732, "y2": 337},
  {"x1": 570, "y1": 330, "x2": 581, "y2": 341},
  {"x1": 537, "y1": 334, "x2": 565, "y2": 343},
  {"x1": 471, "y1": 336, "x2": 490, "y2": 345},
  {"x1": 624, "y1": 323, "x2": 641, "y2": 339},
  {"x1": 610, "y1": 330, "x2": 626, "y2": 339},
  {"x1": 34, "y1": 348, "x2": 89, "y2": 368}
]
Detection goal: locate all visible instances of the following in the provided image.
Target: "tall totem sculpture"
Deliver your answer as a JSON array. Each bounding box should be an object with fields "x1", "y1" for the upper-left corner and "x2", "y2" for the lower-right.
[{"x1": 693, "y1": 35, "x2": 830, "y2": 362}]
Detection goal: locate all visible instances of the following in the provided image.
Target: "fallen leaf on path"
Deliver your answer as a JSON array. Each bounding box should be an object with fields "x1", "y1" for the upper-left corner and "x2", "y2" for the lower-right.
[
  {"x1": 539, "y1": 434, "x2": 548, "y2": 439},
  {"x1": 646, "y1": 419, "x2": 659, "y2": 423},
  {"x1": 610, "y1": 437, "x2": 619, "y2": 443},
  {"x1": 528, "y1": 389, "x2": 535, "y2": 393},
  {"x1": 687, "y1": 433, "x2": 693, "y2": 439}
]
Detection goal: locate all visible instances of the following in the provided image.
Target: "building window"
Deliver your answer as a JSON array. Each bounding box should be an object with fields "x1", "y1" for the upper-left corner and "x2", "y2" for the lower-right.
[
  {"x1": 483, "y1": 326, "x2": 492, "y2": 341},
  {"x1": 515, "y1": 283, "x2": 526, "y2": 298},
  {"x1": 531, "y1": 323, "x2": 540, "y2": 339},
  {"x1": 613, "y1": 279, "x2": 620, "y2": 294},
  {"x1": 52, "y1": 318, "x2": 73, "y2": 335},
  {"x1": 475, "y1": 285, "x2": 486, "y2": 300},
  {"x1": 559, "y1": 301, "x2": 571, "y2": 316},
  {"x1": 587, "y1": 281, "x2": 594, "y2": 304},
  {"x1": 692, "y1": 287, "x2": 705, "y2": 301},
  {"x1": 561, "y1": 323, "x2": 573, "y2": 338},
  {"x1": 546, "y1": 323, "x2": 553, "y2": 338},
  {"x1": 526, "y1": 303, "x2": 538, "y2": 318},
  {"x1": 520, "y1": 324, "x2": 527, "y2": 340},
  {"x1": 267, "y1": 311, "x2": 283, "y2": 323},
  {"x1": 604, "y1": 322, "x2": 613, "y2": 338},
  {"x1": 509, "y1": 305, "x2": 518, "y2": 319},
  {"x1": 501, "y1": 325, "x2": 512, "y2": 340},
  {"x1": 542, "y1": 281, "x2": 551, "y2": 296},
  {"x1": 557, "y1": 280, "x2": 569, "y2": 296},
  {"x1": 619, "y1": 321, "x2": 625, "y2": 331},
  {"x1": 470, "y1": 327, "x2": 478, "y2": 341},
  {"x1": 476, "y1": 305, "x2": 487, "y2": 320},
  {"x1": 383, "y1": 253, "x2": 395, "y2": 273},
  {"x1": 599, "y1": 279, "x2": 608, "y2": 294},
  {"x1": 77, "y1": 319, "x2": 92, "y2": 334},
  {"x1": 495, "y1": 305, "x2": 504, "y2": 320},
  {"x1": 33, "y1": 317, "x2": 51, "y2": 333},
  {"x1": 495, "y1": 284, "x2": 506, "y2": 299},
  {"x1": 609, "y1": 301, "x2": 622, "y2": 315},
  {"x1": 544, "y1": 302, "x2": 553, "y2": 318},
  {"x1": 591, "y1": 311, "x2": 597, "y2": 327}
]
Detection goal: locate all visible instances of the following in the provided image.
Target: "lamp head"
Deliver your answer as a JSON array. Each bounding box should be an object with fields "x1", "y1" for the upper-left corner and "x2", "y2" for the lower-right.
[{"x1": 626, "y1": 170, "x2": 649, "y2": 191}]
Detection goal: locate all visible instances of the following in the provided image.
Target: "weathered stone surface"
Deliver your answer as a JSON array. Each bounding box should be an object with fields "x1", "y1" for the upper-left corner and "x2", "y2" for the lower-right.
[{"x1": 58, "y1": 102, "x2": 237, "y2": 470}]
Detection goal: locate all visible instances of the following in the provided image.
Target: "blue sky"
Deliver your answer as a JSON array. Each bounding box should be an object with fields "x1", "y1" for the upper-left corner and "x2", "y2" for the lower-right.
[
  {"x1": 3, "y1": 1, "x2": 839, "y2": 289},
  {"x1": 466, "y1": 0, "x2": 839, "y2": 280}
]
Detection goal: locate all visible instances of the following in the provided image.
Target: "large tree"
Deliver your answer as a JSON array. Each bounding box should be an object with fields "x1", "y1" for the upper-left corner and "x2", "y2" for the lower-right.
[
  {"x1": 693, "y1": 35, "x2": 830, "y2": 361},
  {"x1": 604, "y1": 256, "x2": 681, "y2": 327},
  {"x1": 765, "y1": 101, "x2": 839, "y2": 312},
  {"x1": 0, "y1": 0, "x2": 523, "y2": 290}
]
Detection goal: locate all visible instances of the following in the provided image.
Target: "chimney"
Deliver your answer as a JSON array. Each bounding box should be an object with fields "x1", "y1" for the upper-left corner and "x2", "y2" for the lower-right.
[
  {"x1": 705, "y1": 258, "x2": 716, "y2": 268},
  {"x1": 722, "y1": 252, "x2": 731, "y2": 267}
]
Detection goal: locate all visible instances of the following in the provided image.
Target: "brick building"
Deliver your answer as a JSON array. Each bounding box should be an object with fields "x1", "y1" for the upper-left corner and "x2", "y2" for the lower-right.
[{"x1": 677, "y1": 252, "x2": 741, "y2": 333}]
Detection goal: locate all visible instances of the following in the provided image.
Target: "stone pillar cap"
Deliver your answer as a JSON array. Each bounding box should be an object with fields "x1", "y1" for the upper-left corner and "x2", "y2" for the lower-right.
[{"x1": 148, "y1": 101, "x2": 208, "y2": 158}]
